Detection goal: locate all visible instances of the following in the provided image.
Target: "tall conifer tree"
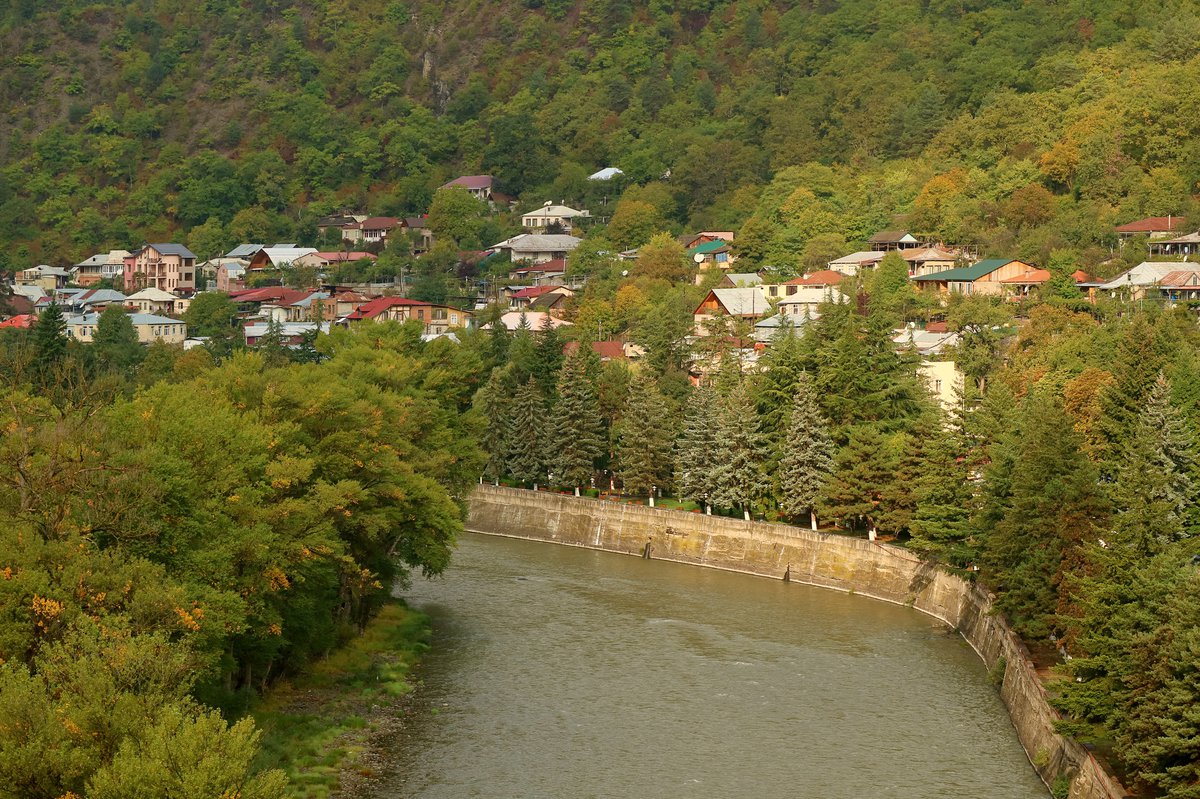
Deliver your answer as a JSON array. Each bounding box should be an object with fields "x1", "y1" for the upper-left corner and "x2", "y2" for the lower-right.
[
  {"x1": 615, "y1": 372, "x2": 674, "y2": 499},
  {"x1": 676, "y1": 384, "x2": 722, "y2": 513},
  {"x1": 778, "y1": 372, "x2": 833, "y2": 530},
  {"x1": 507, "y1": 377, "x2": 549, "y2": 487},
  {"x1": 551, "y1": 347, "x2": 605, "y2": 491},
  {"x1": 712, "y1": 382, "x2": 770, "y2": 520}
]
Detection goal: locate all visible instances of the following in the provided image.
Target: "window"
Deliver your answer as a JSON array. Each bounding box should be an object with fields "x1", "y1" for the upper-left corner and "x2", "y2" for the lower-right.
[{"x1": 451, "y1": 313, "x2": 459, "y2": 324}]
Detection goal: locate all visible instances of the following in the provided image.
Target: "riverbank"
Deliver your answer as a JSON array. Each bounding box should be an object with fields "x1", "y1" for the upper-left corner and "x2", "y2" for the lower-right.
[
  {"x1": 249, "y1": 601, "x2": 431, "y2": 798},
  {"x1": 467, "y1": 484, "x2": 1128, "y2": 799}
]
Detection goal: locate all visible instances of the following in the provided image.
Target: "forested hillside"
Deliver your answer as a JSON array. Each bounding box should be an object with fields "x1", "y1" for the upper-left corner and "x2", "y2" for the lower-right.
[{"x1": 3, "y1": 0, "x2": 1200, "y2": 268}]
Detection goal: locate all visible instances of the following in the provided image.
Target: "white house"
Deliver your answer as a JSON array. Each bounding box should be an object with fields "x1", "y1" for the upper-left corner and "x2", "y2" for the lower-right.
[
  {"x1": 521, "y1": 202, "x2": 591, "y2": 232},
  {"x1": 490, "y1": 234, "x2": 583, "y2": 265}
]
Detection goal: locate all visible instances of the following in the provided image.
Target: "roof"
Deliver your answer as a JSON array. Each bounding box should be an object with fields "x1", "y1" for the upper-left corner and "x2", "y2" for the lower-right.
[
  {"x1": 145, "y1": 243, "x2": 197, "y2": 259},
  {"x1": 868, "y1": 230, "x2": 917, "y2": 244},
  {"x1": 441, "y1": 175, "x2": 494, "y2": 190},
  {"x1": 0, "y1": 314, "x2": 36, "y2": 329},
  {"x1": 345, "y1": 296, "x2": 435, "y2": 320},
  {"x1": 688, "y1": 240, "x2": 732, "y2": 256},
  {"x1": 511, "y1": 258, "x2": 566, "y2": 275},
  {"x1": 244, "y1": 321, "x2": 332, "y2": 338},
  {"x1": 487, "y1": 311, "x2": 573, "y2": 331},
  {"x1": 1115, "y1": 216, "x2": 1185, "y2": 234},
  {"x1": 563, "y1": 340, "x2": 626, "y2": 360},
  {"x1": 21, "y1": 265, "x2": 72, "y2": 278},
  {"x1": 127, "y1": 287, "x2": 179, "y2": 302},
  {"x1": 75, "y1": 250, "x2": 130, "y2": 267},
  {"x1": 229, "y1": 287, "x2": 312, "y2": 305},
  {"x1": 70, "y1": 311, "x2": 182, "y2": 326},
  {"x1": 1156, "y1": 232, "x2": 1200, "y2": 245},
  {"x1": 529, "y1": 293, "x2": 567, "y2": 310},
  {"x1": 226, "y1": 244, "x2": 265, "y2": 259},
  {"x1": 1000, "y1": 268, "x2": 1095, "y2": 285},
  {"x1": 892, "y1": 328, "x2": 960, "y2": 356},
  {"x1": 900, "y1": 246, "x2": 958, "y2": 262},
  {"x1": 492, "y1": 234, "x2": 583, "y2": 252},
  {"x1": 1098, "y1": 262, "x2": 1184, "y2": 289},
  {"x1": 911, "y1": 258, "x2": 1020, "y2": 282},
  {"x1": 588, "y1": 167, "x2": 624, "y2": 181},
  {"x1": 784, "y1": 270, "x2": 845, "y2": 286},
  {"x1": 69, "y1": 289, "x2": 127, "y2": 306},
  {"x1": 290, "y1": 291, "x2": 331, "y2": 308},
  {"x1": 332, "y1": 290, "x2": 374, "y2": 303},
  {"x1": 314, "y1": 251, "x2": 377, "y2": 262},
  {"x1": 721, "y1": 273, "x2": 761, "y2": 287},
  {"x1": 357, "y1": 217, "x2": 400, "y2": 230},
  {"x1": 1158, "y1": 270, "x2": 1200, "y2": 288},
  {"x1": 703, "y1": 288, "x2": 772, "y2": 317},
  {"x1": 522, "y1": 203, "x2": 588, "y2": 219},
  {"x1": 259, "y1": 247, "x2": 319, "y2": 266},
  {"x1": 511, "y1": 285, "x2": 561, "y2": 299},
  {"x1": 830, "y1": 251, "x2": 886, "y2": 265},
  {"x1": 778, "y1": 287, "x2": 842, "y2": 306},
  {"x1": 402, "y1": 216, "x2": 429, "y2": 228}
]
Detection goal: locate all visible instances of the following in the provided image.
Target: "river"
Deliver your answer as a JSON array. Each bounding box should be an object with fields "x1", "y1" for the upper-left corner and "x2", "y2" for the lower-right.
[{"x1": 381, "y1": 532, "x2": 1048, "y2": 798}]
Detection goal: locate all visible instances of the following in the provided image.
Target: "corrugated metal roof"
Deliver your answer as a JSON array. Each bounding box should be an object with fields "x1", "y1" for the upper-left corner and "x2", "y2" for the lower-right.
[
  {"x1": 147, "y1": 243, "x2": 197, "y2": 259},
  {"x1": 911, "y1": 259, "x2": 1017, "y2": 282}
]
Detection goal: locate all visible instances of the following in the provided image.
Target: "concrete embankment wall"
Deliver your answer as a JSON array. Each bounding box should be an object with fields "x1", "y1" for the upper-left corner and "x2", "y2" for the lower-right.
[{"x1": 466, "y1": 484, "x2": 1128, "y2": 799}]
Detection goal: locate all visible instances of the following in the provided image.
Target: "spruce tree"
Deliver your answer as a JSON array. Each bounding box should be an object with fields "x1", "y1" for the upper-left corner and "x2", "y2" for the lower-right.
[
  {"x1": 478, "y1": 369, "x2": 515, "y2": 483},
  {"x1": 1110, "y1": 374, "x2": 1198, "y2": 552},
  {"x1": 532, "y1": 314, "x2": 564, "y2": 397},
  {"x1": 615, "y1": 372, "x2": 674, "y2": 499},
  {"x1": 507, "y1": 377, "x2": 548, "y2": 487},
  {"x1": 711, "y1": 382, "x2": 770, "y2": 520},
  {"x1": 908, "y1": 422, "x2": 976, "y2": 566},
  {"x1": 777, "y1": 372, "x2": 833, "y2": 530},
  {"x1": 820, "y1": 424, "x2": 895, "y2": 537},
  {"x1": 675, "y1": 384, "x2": 722, "y2": 513},
  {"x1": 32, "y1": 302, "x2": 68, "y2": 381},
  {"x1": 1098, "y1": 313, "x2": 1167, "y2": 474},
  {"x1": 508, "y1": 314, "x2": 537, "y2": 382},
  {"x1": 977, "y1": 391, "x2": 1108, "y2": 640},
  {"x1": 551, "y1": 348, "x2": 605, "y2": 492}
]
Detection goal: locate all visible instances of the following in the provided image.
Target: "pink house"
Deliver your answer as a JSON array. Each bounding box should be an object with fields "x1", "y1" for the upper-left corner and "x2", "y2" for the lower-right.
[{"x1": 124, "y1": 244, "x2": 197, "y2": 293}]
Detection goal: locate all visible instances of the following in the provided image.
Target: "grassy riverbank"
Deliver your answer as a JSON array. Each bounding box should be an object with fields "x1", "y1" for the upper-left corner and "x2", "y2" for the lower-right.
[{"x1": 249, "y1": 600, "x2": 432, "y2": 798}]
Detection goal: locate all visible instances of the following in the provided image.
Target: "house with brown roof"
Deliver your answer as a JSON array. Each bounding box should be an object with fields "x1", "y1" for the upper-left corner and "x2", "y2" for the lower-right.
[
  {"x1": 911, "y1": 259, "x2": 1035, "y2": 296},
  {"x1": 343, "y1": 296, "x2": 472, "y2": 335},
  {"x1": 1115, "y1": 216, "x2": 1185, "y2": 242},
  {"x1": 562, "y1": 340, "x2": 640, "y2": 362},
  {"x1": 1001, "y1": 268, "x2": 1096, "y2": 299},
  {"x1": 901, "y1": 246, "x2": 960, "y2": 276},
  {"x1": 1156, "y1": 269, "x2": 1200, "y2": 304},
  {"x1": 508, "y1": 285, "x2": 574, "y2": 312},
  {"x1": 763, "y1": 270, "x2": 844, "y2": 299},
  {"x1": 868, "y1": 230, "x2": 922, "y2": 251},
  {"x1": 680, "y1": 231, "x2": 734, "y2": 250}
]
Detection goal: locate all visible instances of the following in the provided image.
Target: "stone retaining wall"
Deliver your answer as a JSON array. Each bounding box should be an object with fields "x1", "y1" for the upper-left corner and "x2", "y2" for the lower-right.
[{"x1": 466, "y1": 484, "x2": 1129, "y2": 799}]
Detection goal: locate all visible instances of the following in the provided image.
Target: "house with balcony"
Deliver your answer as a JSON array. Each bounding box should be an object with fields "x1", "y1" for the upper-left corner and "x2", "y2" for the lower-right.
[
  {"x1": 124, "y1": 244, "x2": 197, "y2": 294},
  {"x1": 521, "y1": 202, "x2": 591, "y2": 233},
  {"x1": 74, "y1": 250, "x2": 131, "y2": 286},
  {"x1": 343, "y1": 296, "x2": 472, "y2": 335}
]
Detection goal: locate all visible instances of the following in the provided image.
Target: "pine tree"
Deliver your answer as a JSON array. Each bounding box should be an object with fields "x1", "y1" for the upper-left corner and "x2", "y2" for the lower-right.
[
  {"x1": 675, "y1": 384, "x2": 722, "y2": 513},
  {"x1": 616, "y1": 372, "x2": 674, "y2": 499},
  {"x1": 508, "y1": 313, "x2": 537, "y2": 382},
  {"x1": 507, "y1": 377, "x2": 548, "y2": 487},
  {"x1": 551, "y1": 347, "x2": 605, "y2": 492},
  {"x1": 712, "y1": 382, "x2": 770, "y2": 520},
  {"x1": 32, "y1": 302, "x2": 68, "y2": 382},
  {"x1": 478, "y1": 368, "x2": 515, "y2": 482},
  {"x1": 256, "y1": 318, "x2": 292, "y2": 367},
  {"x1": 777, "y1": 372, "x2": 833, "y2": 529},
  {"x1": 1098, "y1": 313, "x2": 1167, "y2": 474}
]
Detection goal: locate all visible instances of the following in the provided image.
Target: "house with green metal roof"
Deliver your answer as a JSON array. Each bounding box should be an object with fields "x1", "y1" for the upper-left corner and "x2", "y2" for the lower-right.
[{"x1": 910, "y1": 258, "x2": 1034, "y2": 296}]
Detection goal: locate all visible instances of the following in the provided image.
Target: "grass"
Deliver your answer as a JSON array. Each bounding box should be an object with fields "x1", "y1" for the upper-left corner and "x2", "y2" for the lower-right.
[{"x1": 249, "y1": 601, "x2": 431, "y2": 798}]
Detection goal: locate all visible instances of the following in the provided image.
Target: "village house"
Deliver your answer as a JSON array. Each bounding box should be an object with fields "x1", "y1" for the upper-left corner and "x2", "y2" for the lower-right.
[
  {"x1": 343, "y1": 217, "x2": 401, "y2": 246},
  {"x1": 16, "y1": 265, "x2": 72, "y2": 291},
  {"x1": 243, "y1": 321, "x2": 332, "y2": 347},
  {"x1": 225, "y1": 244, "x2": 265, "y2": 260},
  {"x1": 717, "y1": 273, "x2": 761, "y2": 288},
  {"x1": 562, "y1": 340, "x2": 643, "y2": 362},
  {"x1": 693, "y1": 287, "x2": 772, "y2": 336},
  {"x1": 901, "y1": 246, "x2": 961, "y2": 276},
  {"x1": 508, "y1": 258, "x2": 568, "y2": 286},
  {"x1": 1000, "y1": 267, "x2": 1097, "y2": 299},
  {"x1": 57, "y1": 288, "x2": 127, "y2": 315},
  {"x1": 441, "y1": 175, "x2": 499, "y2": 203},
  {"x1": 679, "y1": 231, "x2": 734, "y2": 250},
  {"x1": 124, "y1": 244, "x2": 197, "y2": 294},
  {"x1": 868, "y1": 230, "x2": 922, "y2": 251},
  {"x1": 508, "y1": 285, "x2": 574, "y2": 312},
  {"x1": 911, "y1": 258, "x2": 1034, "y2": 296},
  {"x1": 1097, "y1": 262, "x2": 1184, "y2": 300},
  {"x1": 491, "y1": 233, "x2": 582, "y2": 264},
  {"x1": 1148, "y1": 232, "x2": 1200, "y2": 257},
  {"x1": 74, "y1": 250, "x2": 131, "y2": 286},
  {"x1": 291, "y1": 251, "x2": 377, "y2": 271},
  {"x1": 400, "y1": 217, "x2": 434, "y2": 253},
  {"x1": 690, "y1": 240, "x2": 737, "y2": 283},
  {"x1": 521, "y1": 202, "x2": 591, "y2": 233},
  {"x1": 763, "y1": 269, "x2": 845, "y2": 299},
  {"x1": 828, "y1": 251, "x2": 886, "y2": 275},
  {"x1": 315, "y1": 214, "x2": 367, "y2": 240},
  {"x1": 485, "y1": 311, "x2": 573, "y2": 332},
  {"x1": 1154, "y1": 269, "x2": 1200, "y2": 305},
  {"x1": 777, "y1": 286, "x2": 843, "y2": 318},
  {"x1": 214, "y1": 260, "x2": 249, "y2": 292},
  {"x1": 247, "y1": 246, "x2": 319, "y2": 273},
  {"x1": 127, "y1": 286, "x2": 188, "y2": 315},
  {"x1": 66, "y1": 311, "x2": 187, "y2": 345},
  {"x1": 343, "y1": 296, "x2": 472, "y2": 335},
  {"x1": 1115, "y1": 216, "x2": 1186, "y2": 245}
]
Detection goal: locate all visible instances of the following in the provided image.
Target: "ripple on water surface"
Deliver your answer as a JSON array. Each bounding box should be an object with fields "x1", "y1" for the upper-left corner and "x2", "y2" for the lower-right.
[{"x1": 381, "y1": 533, "x2": 1048, "y2": 799}]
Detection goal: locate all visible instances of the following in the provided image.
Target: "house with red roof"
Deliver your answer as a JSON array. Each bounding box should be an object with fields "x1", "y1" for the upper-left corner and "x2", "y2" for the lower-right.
[
  {"x1": 440, "y1": 175, "x2": 495, "y2": 202},
  {"x1": 1115, "y1": 216, "x2": 1186, "y2": 241},
  {"x1": 343, "y1": 296, "x2": 472, "y2": 335},
  {"x1": 508, "y1": 258, "x2": 567, "y2": 286},
  {"x1": 342, "y1": 217, "x2": 401, "y2": 246},
  {"x1": 764, "y1": 269, "x2": 846, "y2": 300},
  {"x1": 1001, "y1": 268, "x2": 1096, "y2": 299},
  {"x1": 0, "y1": 314, "x2": 36, "y2": 330},
  {"x1": 507, "y1": 285, "x2": 574, "y2": 312}
]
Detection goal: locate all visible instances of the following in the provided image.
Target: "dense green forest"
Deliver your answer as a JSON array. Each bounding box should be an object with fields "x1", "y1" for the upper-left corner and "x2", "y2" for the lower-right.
[
  {"x1": 3, "y1": 0, "x2": 1200, "y2": 272},
  {"x1": 0, "y1": 321, "x2": 482, "y2": 797}
]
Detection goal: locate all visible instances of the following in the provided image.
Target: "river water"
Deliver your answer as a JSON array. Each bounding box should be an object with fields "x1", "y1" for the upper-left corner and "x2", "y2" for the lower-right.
[{"x1": 382, "y1": 532, "x2": 1047, "y2": 798}]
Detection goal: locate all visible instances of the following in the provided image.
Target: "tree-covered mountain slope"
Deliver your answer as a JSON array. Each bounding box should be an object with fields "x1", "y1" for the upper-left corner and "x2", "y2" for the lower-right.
[{"x1": 2, "y1": 0, "x2": 1199, "y2": 269}]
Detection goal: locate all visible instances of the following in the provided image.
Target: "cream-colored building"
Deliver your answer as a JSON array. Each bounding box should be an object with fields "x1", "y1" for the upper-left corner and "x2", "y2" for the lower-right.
[
  {"x1": 127, "y1": 286, "x2": 189, "y2": 315},
  {"x1": 124, "y1": 243, "x2": 196, "y2": 293},
  {"x1": 66, "y1": 311, "x2": 187, "y2": 345},
  {"x1": 919, "y1": 360, "x2": 965, "y2": 411},
  {"x1": 521, "y1": 202, "x2": 590, "y2": 232}
]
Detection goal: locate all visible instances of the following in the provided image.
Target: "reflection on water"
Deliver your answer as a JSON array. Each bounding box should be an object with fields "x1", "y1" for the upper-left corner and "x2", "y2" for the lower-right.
[{"x1": 380, "y1": 533, "x2": 1047, "y2": 799}]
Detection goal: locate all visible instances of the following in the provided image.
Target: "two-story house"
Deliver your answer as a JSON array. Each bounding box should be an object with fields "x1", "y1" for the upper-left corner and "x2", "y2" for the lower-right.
[{"x1": 124, "y1": 244, "x2": 197, "y2": 293}]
